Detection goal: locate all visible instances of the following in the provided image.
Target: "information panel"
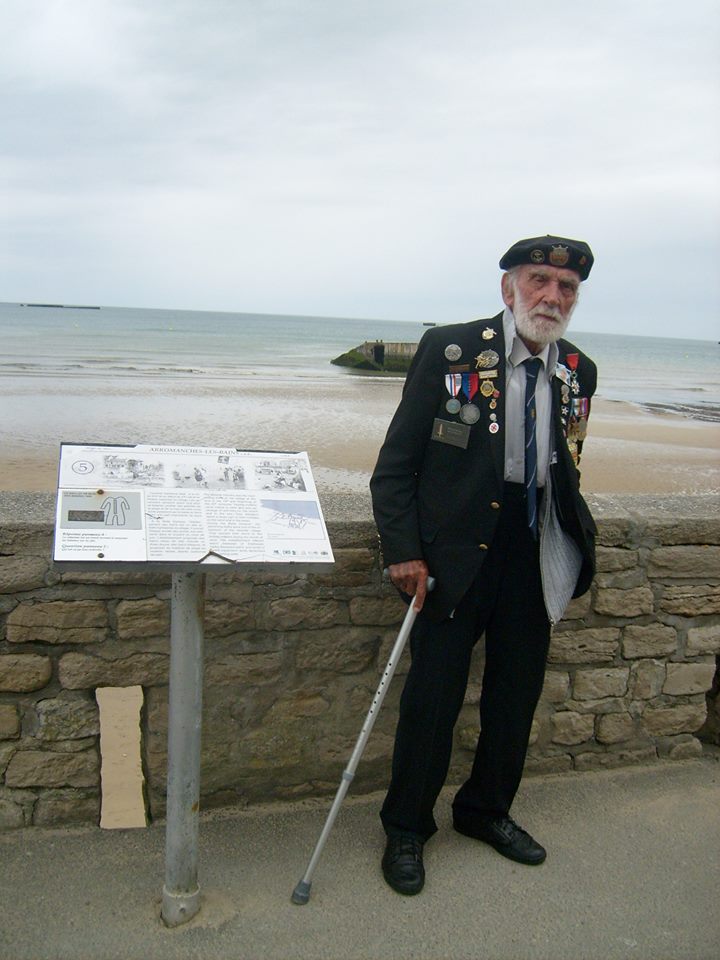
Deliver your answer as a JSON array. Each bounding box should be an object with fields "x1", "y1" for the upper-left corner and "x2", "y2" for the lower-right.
[{"x1": 54, "y1": 443, "x2": 335, "y2": 565}]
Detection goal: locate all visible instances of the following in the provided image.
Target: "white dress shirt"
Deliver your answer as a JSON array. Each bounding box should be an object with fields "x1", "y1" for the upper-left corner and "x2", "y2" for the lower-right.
[{"x1": 502, "y1": 307, "x2": 558, "y2": 487}]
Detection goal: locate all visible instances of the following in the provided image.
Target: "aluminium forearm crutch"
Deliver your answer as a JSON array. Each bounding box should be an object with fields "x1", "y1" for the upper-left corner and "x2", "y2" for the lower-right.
[{"x1": 291, "y1": 575, "x2": 435, "y2": 905}]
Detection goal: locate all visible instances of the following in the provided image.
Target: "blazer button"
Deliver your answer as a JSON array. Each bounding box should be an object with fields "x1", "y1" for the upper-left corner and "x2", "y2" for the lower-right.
[
  {"x1": 478, "y1": 543, "x2": 489, "y2": 551},
  {"x1": 490, "y1": 501, "x2": 500, "y2": 510}
]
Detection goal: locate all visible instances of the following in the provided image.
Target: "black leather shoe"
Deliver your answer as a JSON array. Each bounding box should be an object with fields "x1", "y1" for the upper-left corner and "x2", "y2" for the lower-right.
[
  {"x1": 381, "y1": 834, "x2": 425, "y2": 895},
  {"x1": 453, "y1": 815, "x2": 546, "y2": 865}
]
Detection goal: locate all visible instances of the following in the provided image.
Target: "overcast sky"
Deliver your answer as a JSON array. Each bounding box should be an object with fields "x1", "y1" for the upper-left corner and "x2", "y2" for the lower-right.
[{"x1": 2, "y1": 0, "x2": 719, "y2": 339}]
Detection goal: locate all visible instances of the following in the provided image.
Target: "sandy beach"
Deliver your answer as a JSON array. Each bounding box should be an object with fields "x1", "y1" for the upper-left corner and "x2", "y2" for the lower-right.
[{"x1": 1, "y1": 384, "x2": 718, "y2": 496}]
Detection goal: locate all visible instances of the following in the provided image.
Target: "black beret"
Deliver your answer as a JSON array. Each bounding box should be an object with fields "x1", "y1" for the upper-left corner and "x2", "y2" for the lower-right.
[{"x1": 499, "y1": 235, "x2": 594, "y2": 280}]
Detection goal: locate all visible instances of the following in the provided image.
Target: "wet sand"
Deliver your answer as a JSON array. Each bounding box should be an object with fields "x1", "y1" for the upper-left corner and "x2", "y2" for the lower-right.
[{"x1": 2, "y1": 393, "x2": 718, "y2": 496}]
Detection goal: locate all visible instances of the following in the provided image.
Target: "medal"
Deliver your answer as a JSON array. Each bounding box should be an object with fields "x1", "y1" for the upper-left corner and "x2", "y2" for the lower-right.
[
  {"x1": 482, "y1": 327, "x2": 496, "y2": 340},
  {"x1": 489, "y1": 399, "x2": 497, "y2": 409},
  {"x1": 461, "y1": 372, "x2": 479, "y2": 401},
  {"x1": 572, "y1": 397, "x2": 589, "y2": 417},
  {"x1": 459, "y1": 403, "x2": 480, "y2": 424},
  {"x1": 480, "y1": 380, "x2": 494, "y2": 398},
  {"x1": 445, "y1": 343, "x2": 462, "y2": 361},
  {"x1": 478, "y1": 369, "x2": 498, "y2": 379},
  {"x1": 489, "y1": 422, "x2": 499, "y2": 434},
  {"x1": 446, "y1": 398, "x2": 462, "y2": 414},
  {"x1": 475, "y1": 350, "x2": 500, "y2": 369}
]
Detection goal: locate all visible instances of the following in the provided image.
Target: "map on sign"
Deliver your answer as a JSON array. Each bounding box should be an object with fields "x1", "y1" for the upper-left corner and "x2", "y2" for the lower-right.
[{"x1": 54, "y1": 443, "x2": 335, "y2": 565}]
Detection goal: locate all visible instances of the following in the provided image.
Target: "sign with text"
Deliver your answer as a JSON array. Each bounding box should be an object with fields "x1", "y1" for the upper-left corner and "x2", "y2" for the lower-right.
[{"x1": 54, "y1": 443, "x2": 335, "y2": 565}]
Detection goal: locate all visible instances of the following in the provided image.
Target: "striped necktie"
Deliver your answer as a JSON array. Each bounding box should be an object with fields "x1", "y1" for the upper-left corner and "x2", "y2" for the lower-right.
[{"x1": 524, "y1": 357, "x2": 543, "y2": 539}]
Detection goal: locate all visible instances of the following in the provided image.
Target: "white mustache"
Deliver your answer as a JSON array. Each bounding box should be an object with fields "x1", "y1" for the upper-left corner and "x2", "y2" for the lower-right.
[{"x1": 529, "y1": 305, "x2": 564, "y2": 323}]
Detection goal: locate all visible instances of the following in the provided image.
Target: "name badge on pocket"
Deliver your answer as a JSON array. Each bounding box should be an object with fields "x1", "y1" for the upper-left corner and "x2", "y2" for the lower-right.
[{"x1": 431, "y1": 418, "x2": 470, "y2": 449}]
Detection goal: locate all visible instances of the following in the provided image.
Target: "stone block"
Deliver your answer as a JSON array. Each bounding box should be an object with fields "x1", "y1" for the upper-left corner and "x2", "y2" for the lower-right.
[
  {"x1": 349, "y1": 596, "x2": 404, "y2": 626},
  {"x1": 0, "y1": 798, "x2": 25, "y2": 829},
  {"x1": 596, "y1": 547, "x2": 639, "y2": 573},
  {"x1": 663, "y1": 662, "x2": 716, "y2": 696},
  {"x1": 668, "y1": 737, "x2": 704, "y2": 760},
  {"x1": 566, "y1": 697, "x2": 627, "y2": 715},
  {"x1": 0, "y1": 556, "x2": 48, "y2": 593},
  {"x1": 33, "y1": 791, "x2": 101, "y2": 826},
  {"x1": 5, "y1": 749, "x2": 99, "y2": 788},
  {"x1": 687, "y1": 625, "x2": 720, "y2": 656},
  {"x1": 561, "y1": 593, "x2": 592, "y2": 620},
  {"x1": 629, "y1": 660, "x2": 666, "y2": 699},
  {"x1": 263, "y1": 694, "x2": 330, "y2": 722},
  {"x1": 594, "y1": 516, "x2": 634, "y2": 547},
  {"x1": 205, "y1": 652, "x2": 282, "y2": 686},
  {"x1": 596, "y1": 712, "x2": 635, "y2": 744},
  {"x1": 312, "y1": 548, "x2": 376, "y2": 586},
  {"x1": 541, "y1": 671, "x2": 571, "y2": 702},
  {"x1": 115, "y1": 598, "x2": 170, "y2": 640},
  {"x1": 659, "y1": 584, "x2": 720, "y2": 616},
  {"x1": 205, "y1": 580, "x2": 254, "y2": 603},
  {"x1": 36, "y1": 697, "x2": 100, "y2": 741},
  {"x1": 594, "y1": 569, "x2": 646, "y2": 590},
  {"x1": 622, "y1": 624, "x2": 677, "y2": 659},
  {"x1": 6, "y1": 601, "x2": 108, "y2": 644},
  {"x1": 594, "y1": 587, "x2": 654, "y2": 618},
  {"x1": 0, "y1": 742, "x2": 16, "y2": 772},
  {"x1": 573, "y1": 667, "x2": 629, "y2": 700},
  {"x1": 648, "y1": 545, "x2": 720, "y2": 579},
  {"x1": 550, "y1": 711, "x2": 594, "y2": 745},
  {"x1": 0, "y1": 704, "x2": 20, "y2": 739},
  {"x1": 204, "y1": 601, "x2": 255, "y2": 636},
  {"x1": 548, "y1": 628, "x2": 619, "y2": 664},
  {"x1": 295, "y1": 626, "x2": 379, "y2": 674},
  {"x1": 58, "y1": 652, "x2": 168, "y2": 689},
  {"x1": 243, "y1": 727, "x2": 303, "y2": 769},
  {"x1": 0, "y1": 654, "x2": 52, "y2": 692},
  {"x1": 641, "y1": 702, "x2": 707, "y2": 736},
  {"x1": 258, "y1": 597, "x2": 348, "y2": 631}
]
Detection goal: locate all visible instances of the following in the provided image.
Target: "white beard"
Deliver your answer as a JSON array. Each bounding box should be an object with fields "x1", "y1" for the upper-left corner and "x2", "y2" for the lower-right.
[{"x1": 512, "y1": 289, "x2": 575, "y2": 347}]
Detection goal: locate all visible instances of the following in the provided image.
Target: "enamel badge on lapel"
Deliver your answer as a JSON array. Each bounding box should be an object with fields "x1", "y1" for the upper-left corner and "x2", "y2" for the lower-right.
[{"x1": 482, "y1": 327, "x2": 496, "y2": 340}]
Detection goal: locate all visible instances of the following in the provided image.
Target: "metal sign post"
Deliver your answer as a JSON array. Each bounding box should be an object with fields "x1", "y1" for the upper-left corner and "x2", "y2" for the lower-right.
[{"x1": 161, "y1": 571, "x2": 206, "y2": 927}]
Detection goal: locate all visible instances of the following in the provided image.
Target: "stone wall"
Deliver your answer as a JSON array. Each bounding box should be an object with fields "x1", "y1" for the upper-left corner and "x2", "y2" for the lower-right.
[{"x1": 1, "y1": 492, "x2": 718, "y2": 829}]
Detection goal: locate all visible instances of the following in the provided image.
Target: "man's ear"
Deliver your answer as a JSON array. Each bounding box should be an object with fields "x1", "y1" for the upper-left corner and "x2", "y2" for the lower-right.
[{"x1": 501, "y1": 272, "x2": 514, "y2": 308}]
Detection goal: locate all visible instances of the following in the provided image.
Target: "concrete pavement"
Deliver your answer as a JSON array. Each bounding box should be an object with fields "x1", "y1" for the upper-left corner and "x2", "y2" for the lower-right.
[{"x1": 1, "y1": 756, "x2": 718, "y2": 960}]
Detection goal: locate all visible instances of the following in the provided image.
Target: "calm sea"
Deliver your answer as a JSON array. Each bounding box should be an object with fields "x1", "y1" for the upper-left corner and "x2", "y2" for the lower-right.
[{"x1": 1, "y1": 301, "x2": 719, "y2": 419}]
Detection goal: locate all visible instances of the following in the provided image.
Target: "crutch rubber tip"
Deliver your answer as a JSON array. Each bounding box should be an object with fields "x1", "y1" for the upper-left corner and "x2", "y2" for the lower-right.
[{"x1": 291, "y1": 881, "x2": 311, "y2": 905}]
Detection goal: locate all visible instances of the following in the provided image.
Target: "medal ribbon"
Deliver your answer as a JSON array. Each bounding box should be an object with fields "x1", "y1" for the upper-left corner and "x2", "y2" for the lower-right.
[
  {"x1": 461, "y1": 372, "x2": 479, "y2": 401},
  {"x1": 445, "y1": 373, "x2": 462, "y2": 398}
]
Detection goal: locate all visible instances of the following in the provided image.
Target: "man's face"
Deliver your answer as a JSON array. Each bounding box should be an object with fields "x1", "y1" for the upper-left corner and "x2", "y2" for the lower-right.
[{"x1": 501, "y1": 264, "x2": 580, "y2": 349}]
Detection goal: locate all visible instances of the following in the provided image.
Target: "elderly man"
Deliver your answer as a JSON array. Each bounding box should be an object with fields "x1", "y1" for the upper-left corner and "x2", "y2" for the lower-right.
[{"x1": 370, "y1": 235, "x2": 597, "y2": 895}]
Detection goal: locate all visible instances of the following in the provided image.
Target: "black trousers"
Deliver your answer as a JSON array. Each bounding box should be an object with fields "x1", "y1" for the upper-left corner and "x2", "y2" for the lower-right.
[{"x1": 381, "y1": 483, "x2": 551, "y2": 841}]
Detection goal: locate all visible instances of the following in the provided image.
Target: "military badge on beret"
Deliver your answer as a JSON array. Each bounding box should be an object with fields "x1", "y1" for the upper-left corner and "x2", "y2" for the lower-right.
[{"x1": 499, "y1": 235, "x2": 594, "y2": 280}]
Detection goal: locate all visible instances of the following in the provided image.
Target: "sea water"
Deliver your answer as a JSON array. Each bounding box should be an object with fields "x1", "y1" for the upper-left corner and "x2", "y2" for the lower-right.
[
  {"x1": 2, "y1": 301, "x2": 718, "y2": 414},
  {"x1": 1, "y1": 302, "x2": 718, "y2": 459}
]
